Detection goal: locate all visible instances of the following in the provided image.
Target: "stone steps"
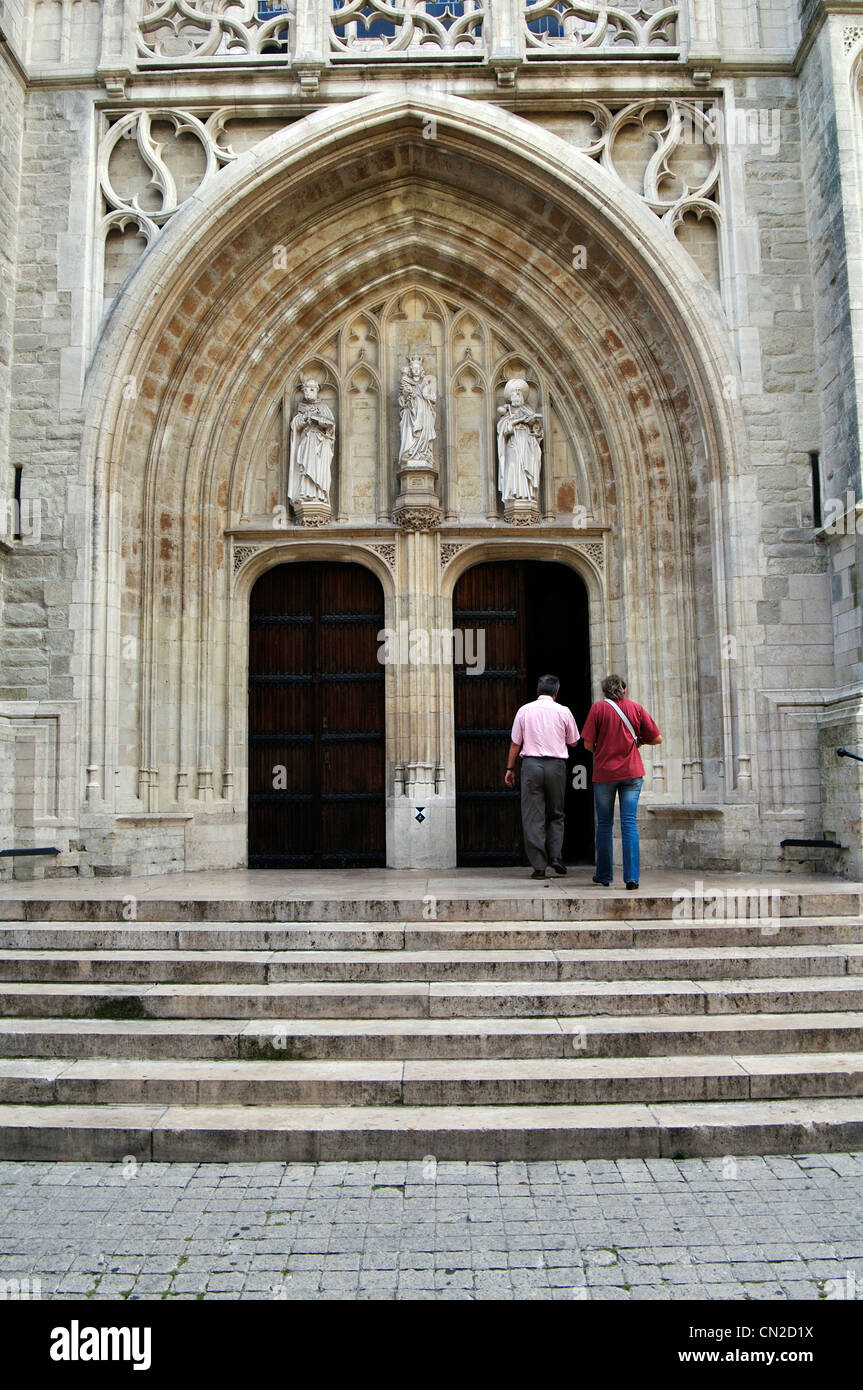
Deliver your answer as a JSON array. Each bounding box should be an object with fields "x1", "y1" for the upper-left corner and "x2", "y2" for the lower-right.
[
  {"x1": 2, "y1": 1052, "x2": 862, "y2": 1107},
  {"x1": 0, "y1": 888, "x2": 861, "y2": 1157},
  {"x1": 1, "y1": 890, "x2": 859, "y2": 923},
  {"x1": 0, "y1": 943, "x2": 861, "y2": 983},
  {"x1": 3, "y1": 1097, "x2": 863, "y2": 1162},
  {"x1": 1, "y1": 1009, "x2": 863, "y2": 1059},
  {"x1": 3, "y1": 974, "x2": 863, "y2": 1019},
  {"x1": 1, "y1": 918, "x2": 861, "y2": 948}
]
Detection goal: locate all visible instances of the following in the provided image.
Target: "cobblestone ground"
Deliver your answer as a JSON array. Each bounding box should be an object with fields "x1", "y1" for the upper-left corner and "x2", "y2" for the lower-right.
[{"x1": 1, "y1": 1153, "x2": 862, "y2": 1301}]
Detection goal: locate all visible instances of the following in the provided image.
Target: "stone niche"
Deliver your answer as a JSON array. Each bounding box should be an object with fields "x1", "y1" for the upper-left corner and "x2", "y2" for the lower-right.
[{"x1": 240, "y1": 286, "x2": 587, "y2": 529}]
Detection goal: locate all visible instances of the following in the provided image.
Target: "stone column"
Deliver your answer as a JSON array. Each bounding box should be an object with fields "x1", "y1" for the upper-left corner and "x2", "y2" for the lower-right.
[
  {"x1": 97, "y1": 0, "x2": 135, "y2": 95},
  {"x1": 387, "y1": 525, "x2": 456, "y2": 869},
  {"x1": 293, "y1": 0, "x2": 329, "y2": 90},
  {"x1": 487, "y1": 0, "x2": 524, "y2": 85}
]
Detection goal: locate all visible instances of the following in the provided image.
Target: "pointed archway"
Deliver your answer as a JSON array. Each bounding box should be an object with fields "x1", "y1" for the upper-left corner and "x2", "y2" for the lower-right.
[{"x1": 77, "y1": 92, "x2": 759, "y2": 872}]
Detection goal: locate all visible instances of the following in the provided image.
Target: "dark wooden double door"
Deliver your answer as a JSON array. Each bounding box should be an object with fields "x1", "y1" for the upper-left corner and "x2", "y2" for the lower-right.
[
  {"x1": 454, "y1": 560, "x2": 593, "y2": 867},
  {"x1": 248, "y1": 558, "x2": 591, "y2": 870},
  {"x1": 248, "y1": 562, "x2": 386, "y2": 868}
]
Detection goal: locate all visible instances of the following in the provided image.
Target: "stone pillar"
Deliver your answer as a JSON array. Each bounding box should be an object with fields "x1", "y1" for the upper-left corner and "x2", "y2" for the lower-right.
[
  {"x1": 387, "y1": 528, "x2": 456, "y2": 869},
  {"x1": 293, "y1": 0, "x2": 329, "y2": 90},
  {"x1": 98, "y1": 0, "x2": 135, "y2": 94},
  {"x1": 685, "y1": 0, "x2": 720, "y2": 60},
  {"x1": 487, "y1": 0, "x2": 524, "y2": 85}
]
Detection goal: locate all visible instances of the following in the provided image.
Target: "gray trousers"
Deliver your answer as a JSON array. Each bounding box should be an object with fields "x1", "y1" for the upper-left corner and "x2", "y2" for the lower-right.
[{"x1": 520, "y1": 756, "x2": 567, "y2": 870}]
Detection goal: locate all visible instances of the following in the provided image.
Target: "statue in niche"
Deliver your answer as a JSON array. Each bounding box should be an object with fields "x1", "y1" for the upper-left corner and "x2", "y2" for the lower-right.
[
  {"x1": 497, "y1": 378, "x2": 544, "y2": 515},
  {"x1": 397, "y1": 353, "x2": 437, "y2": 468},
  {"x1": 288, "y1": 375, "x2": 335, "y2": 524}
]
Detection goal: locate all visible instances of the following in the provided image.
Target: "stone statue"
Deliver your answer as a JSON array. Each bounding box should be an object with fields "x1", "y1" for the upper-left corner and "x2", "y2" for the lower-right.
[
  {"x1": 398, "y1": 353, "x2": 437, "y2": 467},
  {"x1": 288, "y1": 375, "x2": 335, "y2": 524},
  {"x1": 497, "y1": 378, "x2": 543, "y2": 506}
]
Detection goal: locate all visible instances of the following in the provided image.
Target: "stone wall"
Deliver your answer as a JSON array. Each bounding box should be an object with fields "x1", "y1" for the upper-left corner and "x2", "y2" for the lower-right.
[{"x1": 0, "y1": 38, "x2": 24, "y2": 507}]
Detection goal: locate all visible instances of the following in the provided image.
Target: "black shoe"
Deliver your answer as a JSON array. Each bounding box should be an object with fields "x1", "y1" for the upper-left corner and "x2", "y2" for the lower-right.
[
  {"x1": 592, "y1": 876, "x2": 610, "y2": 887},
  {"x1": 550, "y1": 860, "x2": 567, "y2": 876},
  {"x1": 626, "y1": 881, "x2": 639, "y2": 890},
  {"x1": 531, "y1": 868, "x2": 548, "y2": 880}
]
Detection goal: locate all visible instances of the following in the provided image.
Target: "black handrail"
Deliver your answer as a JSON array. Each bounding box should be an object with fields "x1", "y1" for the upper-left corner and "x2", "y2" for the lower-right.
[
  {"x1": 780, "y1": 838, "x2": 845, "y2": 849},
  {"x1": 837, "y1": 748, "x2": 863, "y2": 764},
  {"x1": 0, "y1": 847, "x2": 60, "y2": 858}
]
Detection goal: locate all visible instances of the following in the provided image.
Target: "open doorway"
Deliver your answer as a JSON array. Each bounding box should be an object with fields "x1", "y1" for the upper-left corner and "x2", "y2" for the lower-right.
[{"x1": 453, "y1": 559, "x2": 593, "y2": 867}]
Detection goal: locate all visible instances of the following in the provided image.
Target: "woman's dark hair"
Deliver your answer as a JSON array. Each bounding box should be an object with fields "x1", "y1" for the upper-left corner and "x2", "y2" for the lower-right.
[{"x1": 601, "y1": 674, "x2": 627, "y2": 701}]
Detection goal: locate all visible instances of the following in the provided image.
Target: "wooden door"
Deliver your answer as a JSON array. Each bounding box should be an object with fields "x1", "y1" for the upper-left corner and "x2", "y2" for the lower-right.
[
  {"x1": 454, "y1": 560, "x2": 593, "y2": 866},
  {"x1": 453, "y1": 562, "x2": 527, "y2": 865},
  {"x1": 248, "y1": 562, "x2": 386, "y2": 868}
]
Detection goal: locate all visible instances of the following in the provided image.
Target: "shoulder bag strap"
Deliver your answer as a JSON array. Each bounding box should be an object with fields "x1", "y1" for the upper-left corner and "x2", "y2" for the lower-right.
[{"x1": 604, "y1": 698, "x2": 638, "y2": 745}]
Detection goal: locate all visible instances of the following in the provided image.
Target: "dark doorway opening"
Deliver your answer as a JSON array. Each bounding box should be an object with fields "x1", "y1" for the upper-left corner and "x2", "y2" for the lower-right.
[
  {"x1": 247, "y1": 561, "x2": 386, "y2": 868},
  {"x1": 453, "y1": 559, "x2": 593, "y2": 867}
]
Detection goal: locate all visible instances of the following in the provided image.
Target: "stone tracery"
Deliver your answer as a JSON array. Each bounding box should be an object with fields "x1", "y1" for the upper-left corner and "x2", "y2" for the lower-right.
[
  {"x1": 137, "y1": 0, "x2": 293, "y2": 59},
  {"x1": 330, "y1": 0, "x2": 487, "y2": 55},
  {"x1": 524, "y1": 0, "x2": 679, "y2": 53},
  {"x1": 95, "y1": 97, "x2": 723, "y2": 329}
]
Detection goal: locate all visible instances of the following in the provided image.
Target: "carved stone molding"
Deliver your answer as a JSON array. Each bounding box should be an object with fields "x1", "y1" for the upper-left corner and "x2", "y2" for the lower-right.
[
  {"x1": 291, "y1": 506, "x2": 330, "y2": 528},
  {"x1": 440, "y1": 541, "x2": 470, "y2": 571},
  {"x1": 393, "y1": 506, "x2": 442, "y2": 532},
  {"x1": 576, "y1": 539, "x2": 605, "y2": 571},
  {"x1": 232, "y1": 543, "x2": 262, "y2": 576},
  {"x1": 366, "y1": 543, "x2": 397, "y2": 572},
  {"x1": 504, "y1": 498, "x2": 540, "y2": 526}
]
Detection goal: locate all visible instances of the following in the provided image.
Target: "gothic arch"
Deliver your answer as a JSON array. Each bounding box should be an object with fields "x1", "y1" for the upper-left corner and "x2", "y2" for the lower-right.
[{"x1": 77, "y1": 92, "x2": 759, "y2": 868}]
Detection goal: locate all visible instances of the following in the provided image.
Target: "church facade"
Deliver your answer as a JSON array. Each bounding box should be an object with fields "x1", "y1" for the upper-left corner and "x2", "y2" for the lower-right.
[{"x1": 1, "y1": 0, "x2": 862, "y2": 878}]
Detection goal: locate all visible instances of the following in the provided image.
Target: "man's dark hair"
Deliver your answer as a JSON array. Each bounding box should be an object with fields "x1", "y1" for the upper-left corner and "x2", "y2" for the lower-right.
[{"x1": 537, "y1": 674, "x2": 560, "y2": 697}]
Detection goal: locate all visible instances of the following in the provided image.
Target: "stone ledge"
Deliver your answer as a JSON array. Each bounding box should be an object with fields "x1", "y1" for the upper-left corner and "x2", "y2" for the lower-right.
[{"x1": 113, "y1": 815, "x2": 194, "y2": 825}]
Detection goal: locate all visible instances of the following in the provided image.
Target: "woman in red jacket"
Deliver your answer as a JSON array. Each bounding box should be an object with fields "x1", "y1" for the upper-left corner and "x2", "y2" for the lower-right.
[{"x1": 580, "y1": 674, "x2": 662, "y2": 890}]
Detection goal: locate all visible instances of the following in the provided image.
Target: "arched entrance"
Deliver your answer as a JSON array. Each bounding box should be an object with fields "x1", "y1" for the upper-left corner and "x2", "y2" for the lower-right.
[
  {"x1": 77, "y1": 92, "x2": 760, "y2": 875},
  {"x1": 453, "y1": 560, "x2": 593, "y2": 867},
  {"x1": 247, "y1": 561, "x2": 386, "y2": 868}
]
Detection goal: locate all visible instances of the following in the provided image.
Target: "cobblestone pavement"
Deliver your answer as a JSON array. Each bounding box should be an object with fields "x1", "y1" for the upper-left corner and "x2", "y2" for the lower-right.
[{"x1": 1, "y1": 1153, "x2": 862, "y2": 1301}]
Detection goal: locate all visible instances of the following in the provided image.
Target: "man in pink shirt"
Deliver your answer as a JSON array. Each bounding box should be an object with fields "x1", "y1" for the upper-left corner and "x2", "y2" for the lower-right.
[{"x1": 505, "y1": 675, "x2": 580, "y2": 878}]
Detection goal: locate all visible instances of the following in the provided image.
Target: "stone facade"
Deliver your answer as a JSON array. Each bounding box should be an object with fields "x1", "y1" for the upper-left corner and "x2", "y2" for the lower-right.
[{"x1": 0, "y1": 0, "x2": 862, "y2": 877}]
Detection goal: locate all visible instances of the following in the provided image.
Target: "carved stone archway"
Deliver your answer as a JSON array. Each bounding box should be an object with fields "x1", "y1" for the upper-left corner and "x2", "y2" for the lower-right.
[{"x1": 77, "y1": 93, "x2": 758, "y2": 873}]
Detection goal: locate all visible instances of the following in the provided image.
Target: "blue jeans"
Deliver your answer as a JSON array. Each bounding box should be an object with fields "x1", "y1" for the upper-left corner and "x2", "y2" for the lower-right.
[{"x1": 593, "y1": 778, "x2": 643, "y2": 884}]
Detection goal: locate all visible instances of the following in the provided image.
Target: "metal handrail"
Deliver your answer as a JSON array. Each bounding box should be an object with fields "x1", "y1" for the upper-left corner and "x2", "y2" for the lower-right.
[
  {"x1": 0, "y1": 847, "x2": 59, "y2": 858},
  {"x1": 837, "y1": 748, "x2": 863, "y2": 764}
]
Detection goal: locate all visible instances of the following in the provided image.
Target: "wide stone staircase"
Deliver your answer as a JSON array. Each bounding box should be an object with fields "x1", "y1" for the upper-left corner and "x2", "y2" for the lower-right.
[{"x1": 1, "y1": 883, "x2": 863, "y2": 1160}]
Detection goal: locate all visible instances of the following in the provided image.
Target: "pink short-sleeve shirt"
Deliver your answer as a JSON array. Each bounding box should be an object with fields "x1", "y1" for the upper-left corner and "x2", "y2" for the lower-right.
[{"x1": 511, "y1": 696, "x2": 580, "y2": 759}]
